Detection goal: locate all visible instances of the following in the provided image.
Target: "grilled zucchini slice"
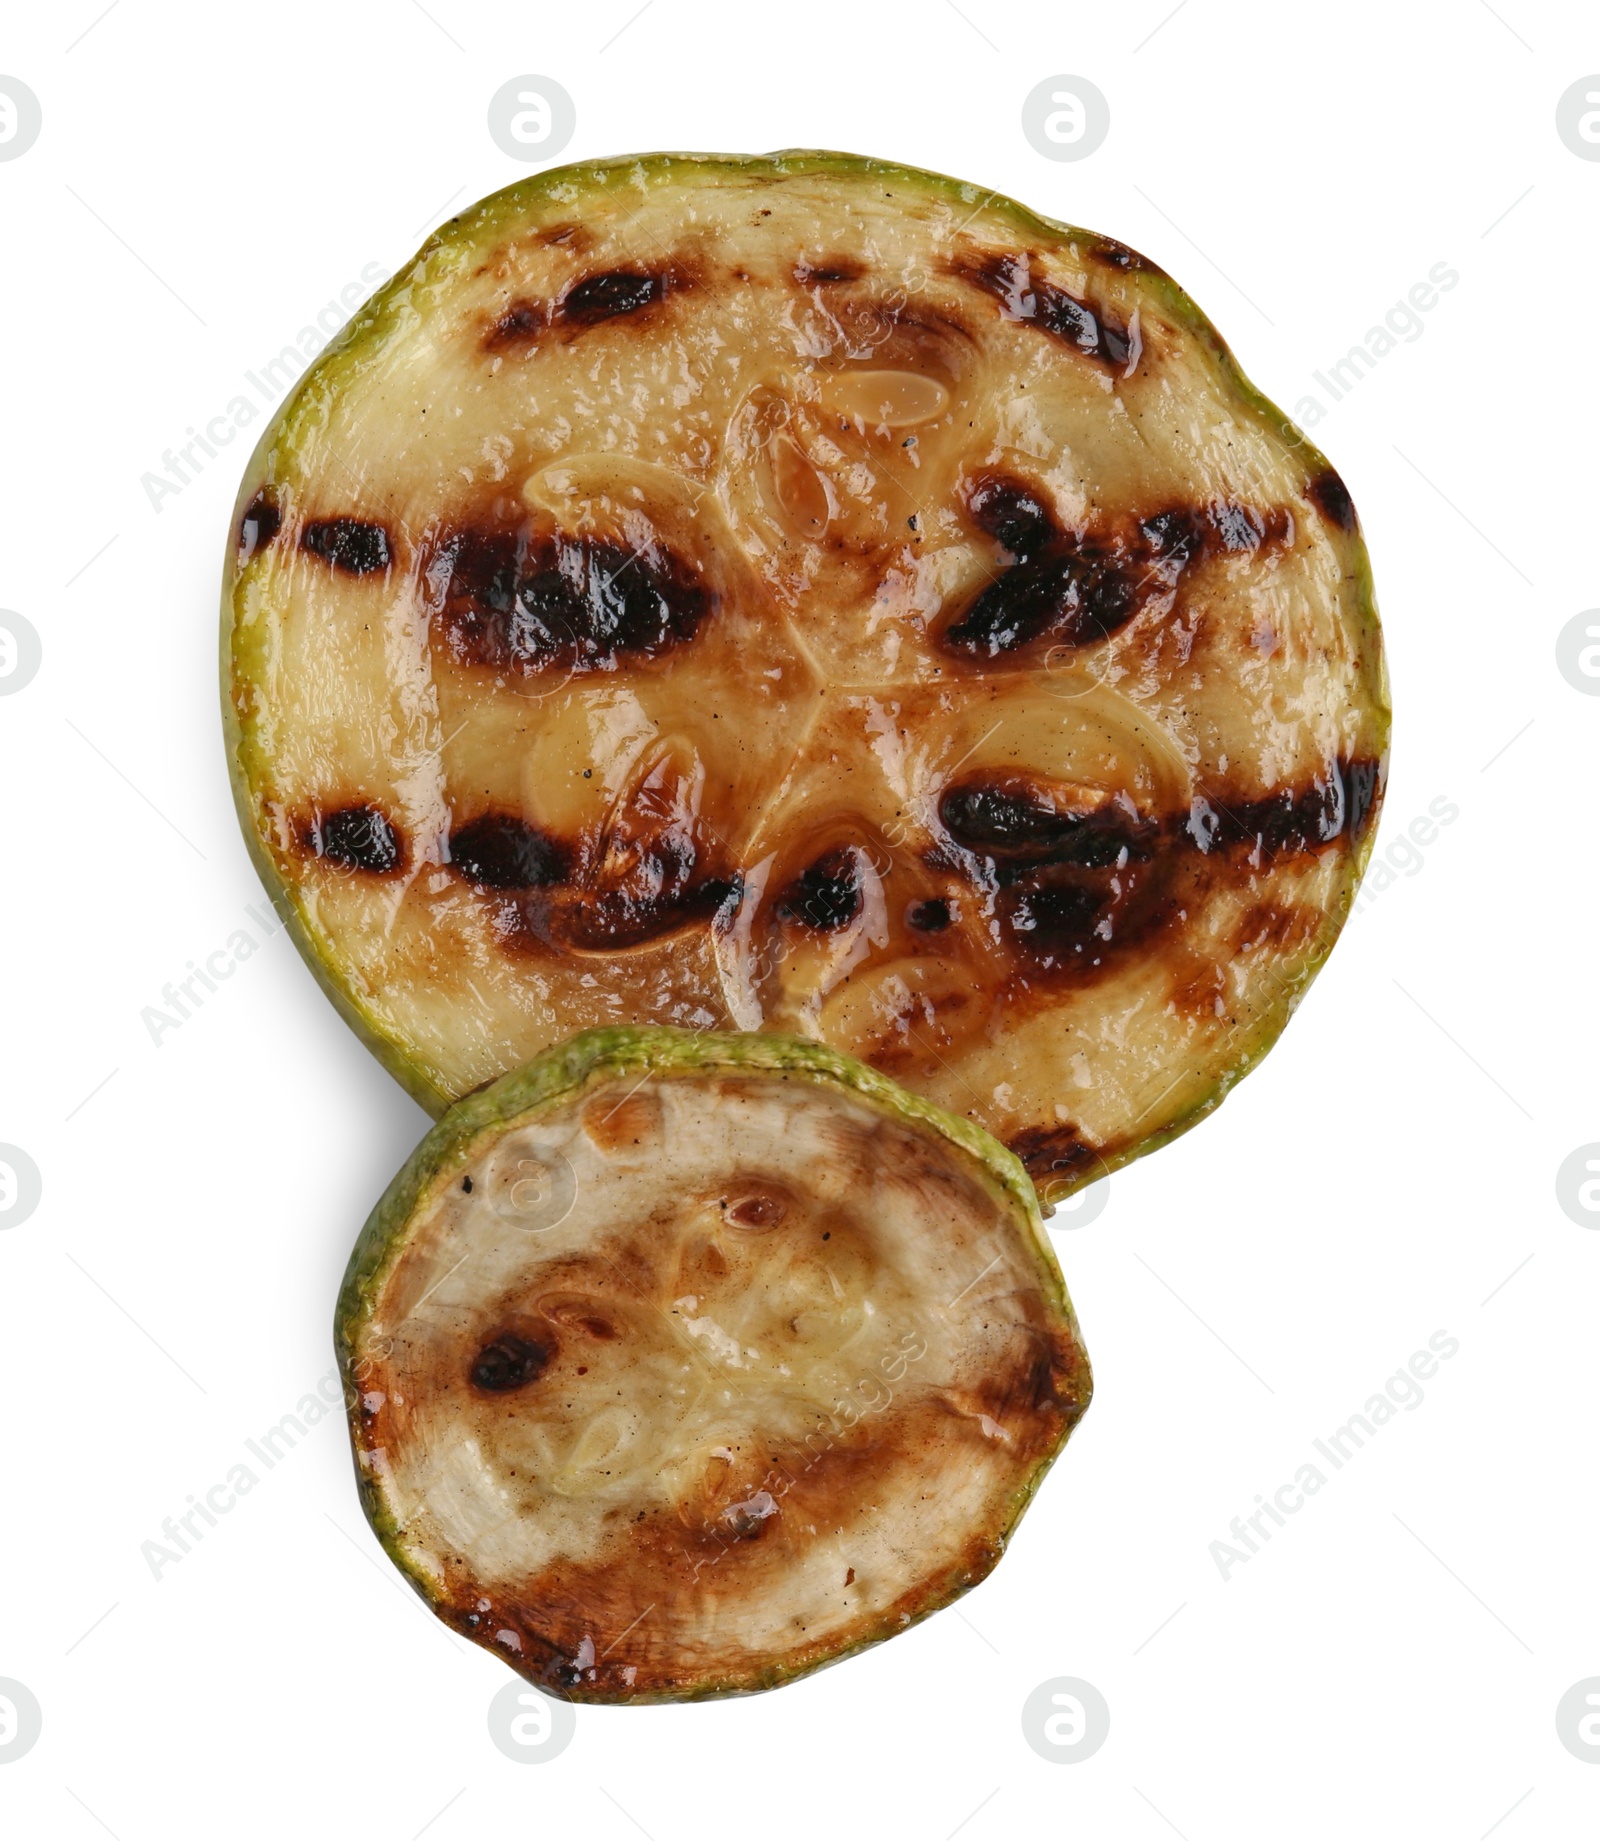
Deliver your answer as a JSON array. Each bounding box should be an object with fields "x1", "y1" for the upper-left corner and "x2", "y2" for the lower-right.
[
  {"x1": 336, "y1": 1026, "x2": 1090, "y2": 1702},
  {"x1": 225, "y1": 150, "x2": 1389, "y2": 1198}
]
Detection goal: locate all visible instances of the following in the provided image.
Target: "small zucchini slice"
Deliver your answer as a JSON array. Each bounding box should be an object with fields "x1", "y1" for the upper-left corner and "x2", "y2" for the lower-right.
[{"x1": 336, "y1": 1026, "x2": 1090, "y2": 1702}]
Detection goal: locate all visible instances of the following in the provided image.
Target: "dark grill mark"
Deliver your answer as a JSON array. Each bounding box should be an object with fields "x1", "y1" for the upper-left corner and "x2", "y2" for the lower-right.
[
  {"x1": 474, "y1": 745, "x2": 743, "y2": 955},
  {"x1": 944, "y1": 784, "x2": 1059, "y2": 847},
  {"x1": 304, "y1": 804, "x2": 402, "y2": 874},
  {"x1": 940, "y1": 783, "x2": 1155, "y2": 880},
  {"x1": 1147, "y1": 502, "x2": 1282, "y2": 558},
  {"x1": 486, "y1": 268, "x2": 678, "y2": 349},
  {"x1": 562, "y1": 874, "x2": 740, "y2": 952},
  {"x1": 1010, "y1": 884, "x2": 1108, "y2": 943},
  {"x1": 238, "y1": 490, "x2": 280, "y2": 562},
  {"x1": 470, "y1": 1334, "x2": 552, "y2": 1393},
  {"x1": 925, "y1": 754, "x2": 1382, "y2": 978},
  {"x1": 1008, "y1": 1122, "x2": 1096, "y2": 1181},
  {"x1": 907, "y1": 898, "x2": 951, "y2": 932},
  {"x1": 559, "y1": 269, "x2": 664, "y2": 324},
  {"x1": 1023, "y1": 1342, "x2": 1072, "y2": 1414},
  {"x1": 1186, "y1": 756, "x2": 1383, "y2": 863},
  {"x1": 485, "y1": 300, "x2": 545, "y2": 347},
  {"x1": 447, "y1": 813, "x2": 565, "y2": 890},
  {"x1": 1341, "y1": 756, "x2": 1383, "y2": 839},
  {"x1": 1207, "y1": 501, "x2": 1266, "y2": 552},
  {"x1": 938, "y1": 777, "x2": 1158, "y2": 968},
  {"x1": 967, "y1": 475, "x2": 1053, "y2": 560},
  {"x1": 953, "y1": 250, "x2": 1135, "y2": 370},
  {"x1": 490, "y1": 870, "x2": 741, "y2": 957},
  {"x1": 301, "y1": 517, "x2": 391, "y2": 576},
  {"x1": 776, "y1": 848, "x2": 864, "y2": 932},
  {"x1": 568, "y1": 750, "x2": 739, "y2": 949},
  {"x1": 1089, "y1": 238, "x2": 1160, "y2": 275},
  {"x1": 941, "y1": 785, "x2": 1137, "y2": 864},
  {"x1": 428, "y1": 528, "x2": 714, "y2": 676},
  {"x1": 946, "y1": 475, "x2": 1287, "y2": 658},
  {"x1": 945, "y1": 551, "x2": 1141, "y2": 655},
  {"x1": 1136, "y1": 508, "x2": 1201, "y2": 565},
  {"x1": 795, "y1": 256, "x2": 865, "y2": 284},
  {"x1": 1308, "y1": 467, "x2": 1357, "y2": 531}
]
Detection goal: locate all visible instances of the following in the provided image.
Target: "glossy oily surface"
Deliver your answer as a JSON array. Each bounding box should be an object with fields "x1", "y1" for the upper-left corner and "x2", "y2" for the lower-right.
[
  {"x1": 224, "y1": 150, "x2": 1389, "y2": 1195},
  {"x1": 336, "y1": 1027, "x2": 1090, "y2": 1702}
]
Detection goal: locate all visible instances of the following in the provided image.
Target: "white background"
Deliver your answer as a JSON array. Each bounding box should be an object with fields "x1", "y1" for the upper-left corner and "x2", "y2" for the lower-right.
[{"x1": 1, "y1": 1, "x2": 1595, "y2": 1835}]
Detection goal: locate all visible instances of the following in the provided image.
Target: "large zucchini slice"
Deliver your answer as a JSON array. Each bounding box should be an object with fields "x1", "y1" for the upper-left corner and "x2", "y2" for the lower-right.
[
  {"x1": 225, "y1": 150, "x2": 1389, "y2": 1196},
  {"x1": 336, "y1": 1026, "x2": 1089, "y2": 1702}
]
